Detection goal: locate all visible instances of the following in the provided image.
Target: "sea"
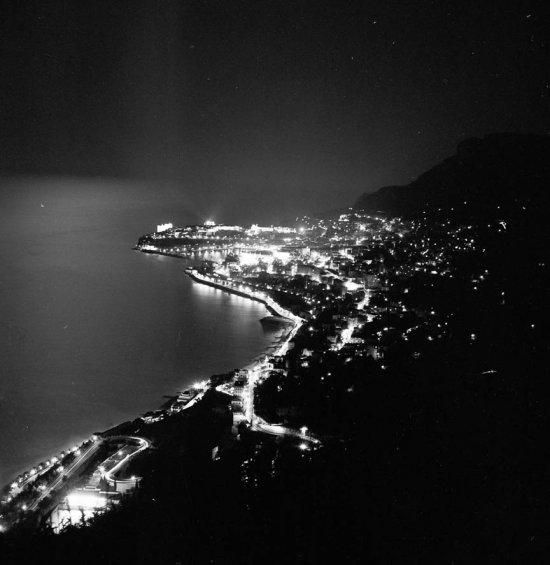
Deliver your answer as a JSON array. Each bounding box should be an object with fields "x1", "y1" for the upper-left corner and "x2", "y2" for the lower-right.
[{"x1": 0, "y1": 177, "x2": 280, "y2": 486}]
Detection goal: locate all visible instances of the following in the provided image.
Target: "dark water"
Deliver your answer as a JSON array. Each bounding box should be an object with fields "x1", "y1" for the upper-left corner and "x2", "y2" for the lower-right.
[{"x1": 0, "y1": 177, "x2": 278, "y2": 485}]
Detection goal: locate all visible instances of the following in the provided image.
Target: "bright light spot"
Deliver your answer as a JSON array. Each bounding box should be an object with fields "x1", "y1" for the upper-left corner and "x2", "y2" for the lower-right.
[
  {"x1": 343, "y1": 279, "x2": 361, "y2": 291},
  {"x1": 157, "y1": 222, "x2": 173, "y2": 233},
  {"x1": 67, "y1": 491, "x2": 107, "y2": 510},
  {"x1": 300, "y1": 426, "x2": 308, "y2": 435},
  {"x1": 298, "y1": 443, "x2": 309, "y2": 451}
]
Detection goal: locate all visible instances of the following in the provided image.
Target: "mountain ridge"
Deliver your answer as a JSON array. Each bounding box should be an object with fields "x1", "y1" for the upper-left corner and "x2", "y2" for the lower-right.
[{"x1": 354, "y1": 133, "x2": 550, "y2": 217}]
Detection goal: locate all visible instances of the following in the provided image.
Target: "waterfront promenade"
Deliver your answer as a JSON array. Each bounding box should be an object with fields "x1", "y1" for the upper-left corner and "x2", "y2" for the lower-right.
[{"x1": 185, "y1": 268, "x2": 303, "y2": 324}]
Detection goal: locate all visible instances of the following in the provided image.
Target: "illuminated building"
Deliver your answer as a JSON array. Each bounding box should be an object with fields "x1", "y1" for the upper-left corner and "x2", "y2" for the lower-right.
[
  {"x1": 48, "y1": 488, "x2": 114, "y2": 533},
  {"x1": 156, "y1": 222, "x2": 173, "y2": 233}
]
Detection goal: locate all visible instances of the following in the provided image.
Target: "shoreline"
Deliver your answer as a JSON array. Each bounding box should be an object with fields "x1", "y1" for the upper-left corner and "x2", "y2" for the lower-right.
[
  {"x1": 1, "y1": 251, "x2": 299, "y2": 494},
  {"x1": 185, "y1": 268, "x2": 302, "y2": 323}
]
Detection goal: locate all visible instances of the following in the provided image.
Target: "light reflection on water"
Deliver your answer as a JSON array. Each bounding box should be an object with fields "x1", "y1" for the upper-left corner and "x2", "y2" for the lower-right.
[{"x1": 0, "y1": 177, "x2": 278, "y2": 485}]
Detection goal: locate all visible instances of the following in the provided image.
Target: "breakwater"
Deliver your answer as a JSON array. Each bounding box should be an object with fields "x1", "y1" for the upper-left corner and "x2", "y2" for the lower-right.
[{"x1": 184, "y1": 269, "x2": 302, "y2": 324}]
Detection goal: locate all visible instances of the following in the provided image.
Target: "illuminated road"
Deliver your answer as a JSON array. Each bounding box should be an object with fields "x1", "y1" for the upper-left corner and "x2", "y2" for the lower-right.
[
  {"x1": 28, "y1": 439, "x2": 102, "y2": 511},
  {"x1": 357, "y1": 288, "x2": 371, "y2": 310},
  {"x1": 10, "y1": 461, "x2": 56, "y2": 495},
  {"x1": 252, "y1": 418, "x2": 321, "y2": 445},
  {"x1": 103, "y1": 436, "x2": 150, "y2": 486},
  {"x1": 331, "y1": 286, "x2": 370, "y2": 351},
  {"x1": 237, "y1": 318, "x2": 321, "y2": 445}
]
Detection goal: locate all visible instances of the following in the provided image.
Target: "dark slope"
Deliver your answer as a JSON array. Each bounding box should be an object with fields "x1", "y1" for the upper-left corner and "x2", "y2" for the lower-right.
[{"x1": 355, "y1": 133, "x2": 550, "y2": 217}]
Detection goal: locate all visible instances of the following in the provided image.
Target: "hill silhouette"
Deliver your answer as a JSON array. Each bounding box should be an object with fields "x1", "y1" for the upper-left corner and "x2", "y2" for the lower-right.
[{"x1": 354, "y1": 133, "x2": 550, "y2": 218}]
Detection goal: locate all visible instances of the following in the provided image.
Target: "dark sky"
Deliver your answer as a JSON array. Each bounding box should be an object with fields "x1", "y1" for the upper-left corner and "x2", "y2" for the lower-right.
[{"x1": 1, "y1": 0, "x2": 548, "y2": 221}]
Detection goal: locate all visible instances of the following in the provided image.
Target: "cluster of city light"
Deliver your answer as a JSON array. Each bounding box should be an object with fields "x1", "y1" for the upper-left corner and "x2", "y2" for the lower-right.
[
  {"x1": 131, "y1": 211, "x2": 496, "y2": 489},
  {"x1": 7, "y1": 210, "x2": 418, "y2": 526}
]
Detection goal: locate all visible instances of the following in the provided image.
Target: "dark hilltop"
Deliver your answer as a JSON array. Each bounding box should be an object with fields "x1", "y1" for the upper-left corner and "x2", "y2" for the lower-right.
[{"x1": 355, "y1": 133, "x2": 550, "y2": 219}]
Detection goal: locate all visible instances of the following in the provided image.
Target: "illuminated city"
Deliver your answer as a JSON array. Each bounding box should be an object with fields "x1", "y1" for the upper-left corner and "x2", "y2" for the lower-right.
[
  {"x1": 2, "y1": 205, "x2": 533, "y2": 537},
  {"x1": 1, "y1": 2, "x2": 548, "y2": 563}
]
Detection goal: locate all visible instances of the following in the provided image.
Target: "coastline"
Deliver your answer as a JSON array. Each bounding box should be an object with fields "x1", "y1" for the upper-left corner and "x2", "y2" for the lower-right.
[
  {"x1": 184, "y1": 268, "x2": 302, "y2": 323},
  {"x1": 1, "y1": 253, "x2": 298, "y2": 495}
]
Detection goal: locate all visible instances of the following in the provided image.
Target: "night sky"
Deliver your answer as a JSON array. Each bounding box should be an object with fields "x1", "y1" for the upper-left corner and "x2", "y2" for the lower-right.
[{"x1": 1, "y1": 0, "x2": 548, "y2": 221}]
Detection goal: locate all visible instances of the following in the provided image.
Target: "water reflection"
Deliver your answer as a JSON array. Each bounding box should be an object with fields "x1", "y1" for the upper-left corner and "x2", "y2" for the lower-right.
[{"x1": 0, "y1": 177, "x2": 278, "y2": 485}]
